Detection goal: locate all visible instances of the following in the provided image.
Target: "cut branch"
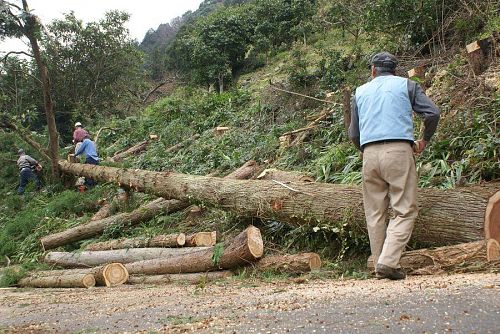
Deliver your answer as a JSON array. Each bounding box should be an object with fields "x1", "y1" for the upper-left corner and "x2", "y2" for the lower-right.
[
  {"x1": 84, "y1": 233, "x2": 186, "y2": 251},
  {"x1": 125, "y1": 226, "x2": 263, "y2": 275},
  {"x1": 128, "y1": 271, "x2": 233, "y2": 285},
  {"x1": 44, "y1": 247, "x2": 211, "y2": 268},
  {"x1": 367, "y1": 240, "x2": 500, "y2": 275},
  {"x1": 18, "y1": 273, "x2": 95, "y2": 288}
]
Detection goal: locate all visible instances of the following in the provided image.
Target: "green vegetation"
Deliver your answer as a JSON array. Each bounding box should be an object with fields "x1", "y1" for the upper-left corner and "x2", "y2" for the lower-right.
[{"x1": 0, "y1": 0, "x2": 498, "y2": 284}]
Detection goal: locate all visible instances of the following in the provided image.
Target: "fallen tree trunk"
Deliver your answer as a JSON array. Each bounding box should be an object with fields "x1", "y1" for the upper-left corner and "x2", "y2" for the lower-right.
[
  {"x1": 256, "y1": 168, "x2": 315, "y2": 183},
  {"x1": 31, "y1": 263, "x2": 128, "y2": 287},
  {"x1": 44, "y1": 247, "x2": 210, "y2": 268},
  {"x1": 367, "y1": 240, "x2": 500, "y2": 275},
  {"x1": 111, "y1": 139, "x2": 150, "y2": 162},
  {"x1": 40, "y1": 198, "x2": 186, "y2": 250},
  {"x1": 251, "y1": 253, "x2": 321, "y2": 274},
  {"x1": 224, "y1": 160, "x2": 260, "y2": 180},
  {"x1": 125, "y1": 226, "x2": 263, "y2": 275},
  {"x1": 57, "y1": 160, "x2": 499, "y2": 247},
  {"x1": 85, "y1": 233, "x2": 186, "y2": 251},
  {"x1": 185, "y1": 232, "x2": 217, "y2": 247},
  {"x1": 128, "y1": 271, "x2": 233, "y2": 285},
  {"x1": 44, "y1": 161, "x2": 258, "y2": 249},
  {"x1": 18, "y1": 273, "x2": 95, "y2": 288}
]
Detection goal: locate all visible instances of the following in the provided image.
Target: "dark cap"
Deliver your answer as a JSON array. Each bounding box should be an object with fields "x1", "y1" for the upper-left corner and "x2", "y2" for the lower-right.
[
  {"x1": 17, "y1": 149, "x2": 25, "y2": 155},
  {"x1": 370, "y1": 52, "x2": 398, "y2": 69}
]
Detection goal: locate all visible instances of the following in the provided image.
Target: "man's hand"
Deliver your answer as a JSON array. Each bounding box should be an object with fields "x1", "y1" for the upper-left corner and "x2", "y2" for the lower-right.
[{"x1": 413, "y1": 139, "x2": 427, "y2": 154}]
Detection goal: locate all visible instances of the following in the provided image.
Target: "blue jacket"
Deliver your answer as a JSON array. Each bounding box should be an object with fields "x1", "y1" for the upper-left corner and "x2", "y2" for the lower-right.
[
  {"x1": 75, "y1": 138, "x2": 99, "y2": 161},
  {"x1": 349, "y1": 73, "x2": 440, "y2": 150}
]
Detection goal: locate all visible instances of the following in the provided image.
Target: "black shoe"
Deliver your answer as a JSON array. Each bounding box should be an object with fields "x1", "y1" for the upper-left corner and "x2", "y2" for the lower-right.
[{"x1": 375, "y1": 263, "x2": 406, "y2": 280}]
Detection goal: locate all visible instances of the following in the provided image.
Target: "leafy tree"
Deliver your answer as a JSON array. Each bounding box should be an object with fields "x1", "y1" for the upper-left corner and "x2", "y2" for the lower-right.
[
  {"x1": 43, "y1": 11, "x2": 145, "y2": 139},
  {"x1": 1, "y1": 0, "x2": 60, "y2": 175}
]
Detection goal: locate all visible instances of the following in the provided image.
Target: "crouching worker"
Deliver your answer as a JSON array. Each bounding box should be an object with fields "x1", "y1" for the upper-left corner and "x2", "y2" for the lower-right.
[
  {"x1": 17, "y1": 149, "x2": 42, "y2": 195},
  {"x1": 74, "y1": 137, "x2": 100, "y2": 187}
]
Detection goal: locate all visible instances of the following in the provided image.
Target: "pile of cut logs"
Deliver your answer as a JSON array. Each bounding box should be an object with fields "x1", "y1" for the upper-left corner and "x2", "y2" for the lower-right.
[
  {"x1": 23, "y1": 227, "x2": 321, "y2": 288},
  {"x1": 22, "y1": 161, "x2": 322, "y2": 288}
]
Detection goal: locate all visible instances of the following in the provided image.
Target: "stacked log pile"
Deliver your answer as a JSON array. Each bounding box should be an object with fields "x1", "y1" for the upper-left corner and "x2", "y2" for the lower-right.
[
  {"x1": 31, "y1": 224, "x2": 321, "y2": 288},
  {"x1": 30, "y1": 161, "x2": 324, "y2": 288}
]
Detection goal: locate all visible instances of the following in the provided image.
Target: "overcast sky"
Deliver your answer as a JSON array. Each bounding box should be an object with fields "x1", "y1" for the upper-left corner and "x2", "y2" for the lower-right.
[{"x1": 1, "y1": 0, "x2": 204, "y2": 52}]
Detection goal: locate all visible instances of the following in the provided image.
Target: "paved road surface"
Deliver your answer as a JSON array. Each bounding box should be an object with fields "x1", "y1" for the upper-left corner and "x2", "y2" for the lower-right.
[{"x1": 0, "y1": 273, "x2": 498, "y2": 333}]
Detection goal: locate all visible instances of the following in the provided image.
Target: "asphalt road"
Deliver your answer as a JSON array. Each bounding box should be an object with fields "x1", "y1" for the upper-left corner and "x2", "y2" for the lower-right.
[{"x1": 0, "y1": 273, "x2": 498, "y2": 333}]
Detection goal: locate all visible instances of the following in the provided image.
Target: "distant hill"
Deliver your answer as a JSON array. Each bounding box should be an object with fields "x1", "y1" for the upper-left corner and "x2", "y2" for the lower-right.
[{"x1": 139, "y1": 0, "x2": 251, "y2": 52}]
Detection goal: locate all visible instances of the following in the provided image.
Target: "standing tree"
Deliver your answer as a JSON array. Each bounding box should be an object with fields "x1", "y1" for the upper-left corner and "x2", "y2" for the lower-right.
[{"x1": 1, "y1": 0, "x2": 60, "y2": 176}]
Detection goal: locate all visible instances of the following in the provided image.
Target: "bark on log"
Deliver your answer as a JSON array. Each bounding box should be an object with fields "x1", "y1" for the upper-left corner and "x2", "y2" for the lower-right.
[
  {"x1": 84, "y1": 233, "x2": 186, "y2": 251},
  {"x1": 256, "y1": 168, "x2": 315, "y2": 183},
  {"x1": 43, "y1": 160, "x2": 261, "y2": 249},
  {"x1": 128, "y1": 271, "x2": 233, "y2": 285},
  {"x1": 487, "y1": 239, "x2": 499, "y2": 262},
  {"x1": 125, "y1": 226, "x2": 263, "y2": 275},
  {"x1": 252, "y1": 253, "x2": 321, "y2": 274},
  {"x1": 31, "y1": 263, "x2": 128, "y2": 287},
  {"x1": 224, "y1": 160, "x2": 259, "y2": 180},
  {"x1": 44, "y1": 247, "x2": 210, "y2": 268},
  {"x1": 40, "y1": 198, "x2": 186, "y2": 250},
  {"x1": 90, "y1": 203, "x2": 112, "y2": 221},
  {"x1": 185, "y1": 232, "x2": 217, "y2": 247},
  {"x1": 367, "y1": 240, "x2": 500, "y2": 275},
  {"x1": 57, "y1": 161, "x2": 499, "y2": 246},
  {"x1": 18, "y1": 273, "x2": 95, "y2": 288}
]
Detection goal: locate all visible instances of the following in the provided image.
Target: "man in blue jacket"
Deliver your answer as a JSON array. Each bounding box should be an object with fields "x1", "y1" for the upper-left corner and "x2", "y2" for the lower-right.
[
  {"x1": 349, "y1": 52, "x2": 440, "y2": 280},
  {"x1": 74, "y1": 137, "x2": 100, "y2": 187}
]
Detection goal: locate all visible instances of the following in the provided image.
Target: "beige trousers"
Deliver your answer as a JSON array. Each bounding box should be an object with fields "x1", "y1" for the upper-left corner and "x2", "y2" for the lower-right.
[{"x1": 362, "y1": 142, "x2": 418, "y2": 269}]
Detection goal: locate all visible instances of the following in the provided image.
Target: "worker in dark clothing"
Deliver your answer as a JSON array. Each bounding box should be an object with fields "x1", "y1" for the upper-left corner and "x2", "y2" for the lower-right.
[
  {"x1": 348, "y1": 52, "x2": 440, "y2": 280},
  {"x1": 16, "y1": 149, "x2": 42, "y2": 195}
]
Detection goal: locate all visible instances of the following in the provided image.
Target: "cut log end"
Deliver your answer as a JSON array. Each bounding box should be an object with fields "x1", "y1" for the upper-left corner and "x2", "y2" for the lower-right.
[
  {"x1": 487, "y1": 239, "x2": 499, "y2": 262},
  {"x1": 102, "y1": 263, "x2": 129, "y2": 287},
  {"x1": 247, "y1": 226, "x2": 264, "y2": 259},
  {"x1": 82, "y1": 274, "x2": 96, "y2": 288},
  {"x1": 485, "y1": 191, "x2": 500, "y2": 242},
  {"x1": 177, "y1": 233, "x2": 186, "y2": 246},
  {"x1": 308, "y1": 253, "x2": 322, "y2": 270}
]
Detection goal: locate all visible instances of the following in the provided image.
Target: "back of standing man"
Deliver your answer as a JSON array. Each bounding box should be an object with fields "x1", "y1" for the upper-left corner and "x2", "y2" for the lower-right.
[{"x1": 348, "y1": 52, "x2": 440, "y2": 280}]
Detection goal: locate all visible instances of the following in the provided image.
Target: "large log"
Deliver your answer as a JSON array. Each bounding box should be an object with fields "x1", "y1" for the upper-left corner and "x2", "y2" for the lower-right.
[
  {"x1": 57, "y1": 161, "x2": 499, "y2": 246},
  {"x1": 44, "y1": 247, "x2": 210, "y2": 268},
  {"x1": 367, "y1": 240, "x2": 500, "y2": 275},
  {"x1": 40, "y1": 198, "x2": 186, "y2": 250},
  {"x1": 252, "y1": 253, "x2": 321, "y2": 274},
  {"x1": 185, "y1": 232, "x2": 217, "y2": 247},
  {"x1": 18, "y1": 273, "x2": 95, "y2": 288},
  {"x1": 125, "y1": 226, "x2": 263, "y2": 275},
  {"x1": 128, "y1": 271, "x2": 233, "y2": 285},
  {"x1": 84, "y1": 233, "x2": 186, "y2": 251},
  {"x1": 487, "y1": 239, "x2": 499, "y2": 262},
  {"x1": 31, "y1": 263, "x2": 128, "y2": 287},
  {"x1": 111, "y1": 139, "x2": 150, "y2": 162},
  {"x1": 485, "y1": 191, "x2": 500, "y2": 242}
]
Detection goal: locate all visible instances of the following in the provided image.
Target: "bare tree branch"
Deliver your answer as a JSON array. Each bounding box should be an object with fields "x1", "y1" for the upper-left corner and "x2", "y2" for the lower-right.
[{"x1": 1, "y1": 50, "x2": 34, "y2": 63}]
